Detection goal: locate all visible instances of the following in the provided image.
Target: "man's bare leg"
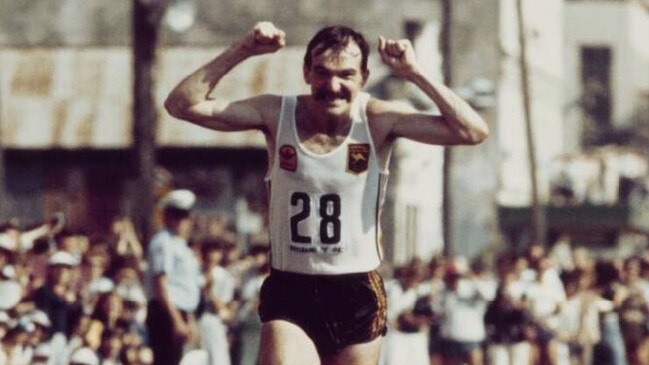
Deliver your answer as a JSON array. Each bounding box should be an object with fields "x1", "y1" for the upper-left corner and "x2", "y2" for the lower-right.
[
  {"x1": 321, "y1": 337, "x2": 382, "y2": 365},
  {"x1": 259, "y1": 320, "x2": 321, "y2": 365}
]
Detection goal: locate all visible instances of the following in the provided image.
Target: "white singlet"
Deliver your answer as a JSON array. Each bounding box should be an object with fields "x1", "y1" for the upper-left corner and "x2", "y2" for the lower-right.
[{"x1": 266, "y1": 92, "x2": 389, "y2": 275}]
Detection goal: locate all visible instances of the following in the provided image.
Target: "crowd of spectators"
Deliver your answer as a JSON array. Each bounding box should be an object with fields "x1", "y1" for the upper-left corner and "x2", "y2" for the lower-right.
[
  {"x1": 0, "y1": 213, "x2": 269, "y2": 365},
  {"x1": 549, "y1": 146, "x2": 648, "y2": 207},
  {"x1": 379, "y1": 241, "x2": 649, "y2": 365},
  {"x1": 2, "y1": 210, "x2": 649, "y2": 365}
]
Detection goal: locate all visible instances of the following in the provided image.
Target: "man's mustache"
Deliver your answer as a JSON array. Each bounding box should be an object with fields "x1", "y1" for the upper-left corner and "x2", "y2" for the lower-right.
[{"x1": 314, "y1": 89, "x2": 351, "y2": 102}]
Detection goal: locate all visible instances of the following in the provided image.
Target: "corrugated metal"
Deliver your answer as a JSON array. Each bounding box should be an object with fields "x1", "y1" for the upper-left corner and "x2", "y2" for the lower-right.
[{"x1": 0, "y1": 47, "x2": 309, "y2": 149}]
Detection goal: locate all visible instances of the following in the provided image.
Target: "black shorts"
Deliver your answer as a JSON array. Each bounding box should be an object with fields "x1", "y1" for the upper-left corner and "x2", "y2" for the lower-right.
[{"x1": 258, "y1": 269, "x2": 388, "y2": 357}]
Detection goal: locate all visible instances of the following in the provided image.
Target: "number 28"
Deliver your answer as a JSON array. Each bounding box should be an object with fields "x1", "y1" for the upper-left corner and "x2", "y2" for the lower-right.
[{"x1": 290, "y1": 192, "x2": 341, "y2": 244}]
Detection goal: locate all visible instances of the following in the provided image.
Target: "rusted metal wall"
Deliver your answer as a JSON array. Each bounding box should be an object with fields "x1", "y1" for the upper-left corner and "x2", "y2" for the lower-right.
[{"x1": 0, "y1": 47, "x2": 305, "y2": 149}]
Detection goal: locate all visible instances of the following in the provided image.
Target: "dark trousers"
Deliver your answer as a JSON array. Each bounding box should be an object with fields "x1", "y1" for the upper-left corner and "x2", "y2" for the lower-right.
[{"x1": 146, "y1": 300, "x2": 187, "y2": 365}]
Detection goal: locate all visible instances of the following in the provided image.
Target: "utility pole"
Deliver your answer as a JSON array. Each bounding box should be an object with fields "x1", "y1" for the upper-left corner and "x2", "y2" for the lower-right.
[
  {"x1": 440, "y1": 0, "x2": 454, "y2": 256},
  {"x1": 0, "y1": 98, "x2": 6, "y2": 221},
  {"x1": 132, "y1": 0, "x2": 167, "y2": 244},
  {"x1": 516, "y1": 0, "x2": 546, "y2": 246}
]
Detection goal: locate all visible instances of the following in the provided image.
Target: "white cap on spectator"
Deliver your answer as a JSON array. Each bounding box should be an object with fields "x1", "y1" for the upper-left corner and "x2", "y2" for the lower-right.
[
  {"x1": 0, "y1": 310, "x2": 11, "y2": 325},
  {"x1": 70, "y1": 347, "x2": 99, "y2": 365},
  {"x1": 117, "y1": 284, "x2": 147, "y2": 304},
  {"x1": 88, "y1": 277, "x2": 115, "y2": 294},
  {"x1": 1, "y1": 265, "x2": 16, "y2": 279},
  {"x1": 0, "y1": 280, "x2": 22, "y2": 310},
  {"x1": 13, "y1": 316, "x2": 35, "y2": 333},
  {"x1": 139, "y1": 347, "x2": 154, "y2": 365},
  {"x1": 48, "y1": 251, "x2": 79, "y2": 267},
  {"x1": 33, "y1": 343, "x2": 52, "y2": 359},
  {"x1": 159, "y1": 189, "x2": 196, "y2": 211},
  {"x1": 0, "y1": 233, "x2": 16, "y2": 252},
  {"x1": 29, "y1": 310, "x2": 51, "y2": 328}
]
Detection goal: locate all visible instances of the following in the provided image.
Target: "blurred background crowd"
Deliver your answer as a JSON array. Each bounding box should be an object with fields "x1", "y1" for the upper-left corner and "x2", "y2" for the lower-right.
[
  {"x1": 0, "y1": 213, "x2": 269, "y2": 365},
  {"x1": 2, "y1": 208, "x2": 649, "y2": 365}
]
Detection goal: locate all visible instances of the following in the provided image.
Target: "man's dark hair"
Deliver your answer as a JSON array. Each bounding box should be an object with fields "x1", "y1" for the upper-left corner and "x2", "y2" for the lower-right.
[{"x1": 304, "y1": 25, "x2": 370, "y2": 73}]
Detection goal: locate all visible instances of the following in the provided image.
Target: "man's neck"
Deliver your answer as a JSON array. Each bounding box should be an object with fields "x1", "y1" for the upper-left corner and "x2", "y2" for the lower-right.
[{"x1": 299, "y1": 96, "x2": 352, "y2": 137}]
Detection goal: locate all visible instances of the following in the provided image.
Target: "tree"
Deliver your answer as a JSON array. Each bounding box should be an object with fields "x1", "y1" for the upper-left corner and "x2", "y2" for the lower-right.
[{"x1": 132, "y1": 0, "x2": 167, "y2": 244}]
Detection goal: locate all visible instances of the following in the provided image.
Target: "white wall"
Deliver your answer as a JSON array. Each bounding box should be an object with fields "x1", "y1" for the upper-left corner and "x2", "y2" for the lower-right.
[
  {"x1": 388, "y1": 21, "x2": 446, "y2": 264},
  {"x1": 497, "y1": 0, "x2": 565, "y2": 206},
  {"x1": 564, "y1": 1, "x2": 649, "y2": 128}
]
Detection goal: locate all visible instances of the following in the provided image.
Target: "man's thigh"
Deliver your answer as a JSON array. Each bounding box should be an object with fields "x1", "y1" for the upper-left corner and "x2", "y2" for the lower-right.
[
  {"x1": 259, "y1": 320, "x2": 320, "y2": 365},
  {"x1": 321, "y1": 336, "x2": 382, "y2": 365}
]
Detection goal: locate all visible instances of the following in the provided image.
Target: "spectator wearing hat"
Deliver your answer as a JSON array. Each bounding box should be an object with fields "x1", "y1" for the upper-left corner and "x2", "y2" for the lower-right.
[
  {"x1": 117, "y1": 282, "x2": 148, "y2": 346},
  {"x1": 31, "y1": 343, "x2": 51, "y2": 365},
  {"x1": 32, "y1": 251, "x2": 83, "y2": 339},
  {"x1": 69, "y1": 346, "x2": 100, "y2": 365},
  {"x1": 27, "y1": 310, "x2": 52, "y2": 347},
  {"x1": 145, "y1": 190, "x2": 202, "y2": 365},
  {"x1": 84, "y1": 292, "x2": 124, "y2": 352},
  {"x1": 1, "y1": 317, "x2": 36, "y2": 365}
]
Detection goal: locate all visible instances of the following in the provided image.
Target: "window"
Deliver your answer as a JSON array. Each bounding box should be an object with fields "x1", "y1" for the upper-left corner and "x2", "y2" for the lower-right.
[{"x1": 581, "y1": 46, "x2": 612, "y2": 127}]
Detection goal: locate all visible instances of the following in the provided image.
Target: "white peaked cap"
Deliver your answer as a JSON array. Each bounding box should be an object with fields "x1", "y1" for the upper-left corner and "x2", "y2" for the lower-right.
[
  {"x1": 29, "y1": 310, "x2": 51, "y2": 328},
  {"x1": 48, "y1": 251, "x2": 79, "y2": 267},
  {"x1": 159, "y1": 189, "x2": 196, "y2": 211},
  {"x1": 0, "y1": 233, "x2": 17, "y2": 252},
  {"x1": 70, "y1": 347, "x2": 100, "y2": 365}
]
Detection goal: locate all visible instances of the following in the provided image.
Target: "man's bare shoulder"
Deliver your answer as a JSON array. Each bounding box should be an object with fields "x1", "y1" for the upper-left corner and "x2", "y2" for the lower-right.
[
  {"x1": 364, "y1": 97, "x2": 411, "y2": 147},
  {"x1": 249, "y1": 94, "x2": 283, "y2": 113},
  {"x1": 366, "y1": 97, "x2": 416, "y2": 118},
  {"x1": 247, "y1": 94, "x2": 283, "y2": 129}
]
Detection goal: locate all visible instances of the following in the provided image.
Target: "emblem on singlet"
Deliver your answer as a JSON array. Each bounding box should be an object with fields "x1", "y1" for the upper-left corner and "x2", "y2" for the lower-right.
[
  {"x1": 347, "y1": 143, "x2": 370, "y2": 174},
  {"x1": 279, "y1": 144, "x2": 297, "y2": 172}
]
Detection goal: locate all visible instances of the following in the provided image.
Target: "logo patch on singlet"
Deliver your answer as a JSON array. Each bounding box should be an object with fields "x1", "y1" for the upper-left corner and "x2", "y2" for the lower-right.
[
  {"x1": 279, "y1": 144, "x2": 298, "y2": 172},
  {"x1": 347, "y1": 143, "x2": 370, "y2": 174}
]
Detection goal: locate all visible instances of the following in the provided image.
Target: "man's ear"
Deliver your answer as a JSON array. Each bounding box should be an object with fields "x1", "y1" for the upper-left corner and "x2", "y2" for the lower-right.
[
  {"x1": 303, "y1": 65, "x2": 311, "y2": 84},
  {"x1": 361, "y1": 70, "x2": 370, "y2": 86}
]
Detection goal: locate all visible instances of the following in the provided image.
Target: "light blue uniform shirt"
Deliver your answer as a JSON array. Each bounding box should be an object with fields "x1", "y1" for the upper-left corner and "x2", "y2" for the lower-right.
[{"x1": 146, "y1": 229, "x2": 202, "y2": 312}]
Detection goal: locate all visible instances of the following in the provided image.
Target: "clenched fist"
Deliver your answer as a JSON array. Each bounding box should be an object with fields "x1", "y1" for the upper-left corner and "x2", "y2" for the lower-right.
[
  {"x1": 237, "y1": 21, "x2": 286, "y2": 56},
  {"x1": 378, "y1": 36, "x2": 420, "y2": 80}
]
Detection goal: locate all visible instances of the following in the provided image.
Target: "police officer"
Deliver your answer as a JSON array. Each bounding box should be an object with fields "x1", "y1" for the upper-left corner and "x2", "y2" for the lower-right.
[{"x1": 146, "y1": 190, "x2": 202, "y2": 365}]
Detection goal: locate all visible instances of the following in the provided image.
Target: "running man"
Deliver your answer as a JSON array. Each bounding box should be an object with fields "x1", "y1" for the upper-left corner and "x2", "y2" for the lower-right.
[{"x1": 165, "y1": 21, "x2": 488, "y2": 365}]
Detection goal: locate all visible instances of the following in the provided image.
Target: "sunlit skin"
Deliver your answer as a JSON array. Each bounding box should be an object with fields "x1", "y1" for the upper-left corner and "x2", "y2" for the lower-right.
[
  {"x1": 302, "y1": 42, "x2": 368, "y2": 125},
  {"x1": 163, "y1": 20, "x2": 489, "y2": 365}
]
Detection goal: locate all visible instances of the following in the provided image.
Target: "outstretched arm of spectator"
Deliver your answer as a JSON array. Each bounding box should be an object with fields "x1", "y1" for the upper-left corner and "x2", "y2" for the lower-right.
[
  {"x1": 114, "y1": 217, "x2": 144, "y2": 259},
  {"x1": 20, "y1": 213, "x2": 65, "y2": 250}
]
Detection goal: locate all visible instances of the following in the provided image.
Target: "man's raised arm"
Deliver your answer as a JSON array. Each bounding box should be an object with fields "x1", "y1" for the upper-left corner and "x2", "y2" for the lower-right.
[
  {"x1": 164, "y1": 22, "x2": 286, "y2": 132},
  {"x1": 370, "y1": 37, "x2": 489, "y2": 147}
]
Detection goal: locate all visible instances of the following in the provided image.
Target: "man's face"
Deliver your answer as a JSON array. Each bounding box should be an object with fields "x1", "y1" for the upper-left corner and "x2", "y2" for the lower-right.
[
  {"x1": 177, "y1": 216, "x2": 193, "y2": 239},
  {"x1": 304, "y1": 41, "x2": 368, "y2": 117},
  {"x1": 50, "y1": 265, "x2": 73, "y2": 285}
]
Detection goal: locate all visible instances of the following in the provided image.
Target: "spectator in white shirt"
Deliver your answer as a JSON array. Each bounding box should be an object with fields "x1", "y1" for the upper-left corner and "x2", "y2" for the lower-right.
[
  {"x1": 379, "y1": 264, "x2": 429, "y2": 365},
  {"x1": 433, "y1": 261, "x2": 494, "y2": 365}
]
